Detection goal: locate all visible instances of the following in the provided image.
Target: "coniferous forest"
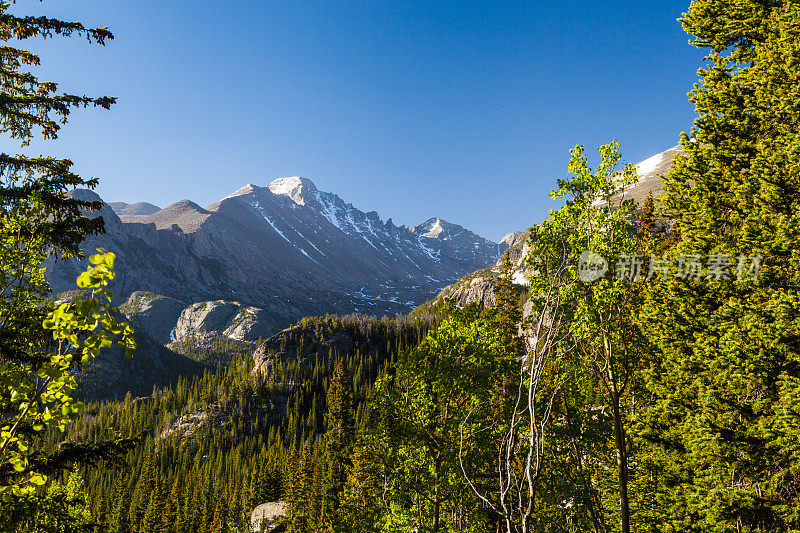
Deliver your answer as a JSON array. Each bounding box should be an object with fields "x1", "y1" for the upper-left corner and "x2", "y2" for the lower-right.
[{"x1": 2, "y1": 0, "x2": 800, "y2": 532}]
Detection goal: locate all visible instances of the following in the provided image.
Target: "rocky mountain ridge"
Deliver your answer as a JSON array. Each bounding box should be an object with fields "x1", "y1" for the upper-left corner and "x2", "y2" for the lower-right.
[
  {"x1": 47, "y1": 177, "x2": 503, "y2": 339},
  {"x1": 74, "y1": 146, "x2": 679, "y2": 401},
  {"x1": 107, "y1": 201, "x2": 161, "y2": 216}
]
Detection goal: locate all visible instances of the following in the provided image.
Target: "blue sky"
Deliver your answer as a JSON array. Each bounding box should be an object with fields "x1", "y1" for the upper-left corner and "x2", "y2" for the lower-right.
[{"x1": 8, "y1": 1, "x2": 702, "y2": 241}]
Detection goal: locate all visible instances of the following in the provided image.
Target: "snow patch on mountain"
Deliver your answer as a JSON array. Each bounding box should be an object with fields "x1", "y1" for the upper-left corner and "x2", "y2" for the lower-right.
[
  {"x1": 421, "y1": 218, "x2": 446, "y2": 239},
  {"x1": 265, "y1": 216, "x2": 290, "y2": 242},
  {"x1": 314, "y1": 192, "x2": 344, "y2": 231},
  {"x1": 268, "y1": 177, "x2": 317, "y2": 206},
  {"x1": 246, "y1": 196, "x2": 319, "y2": 263},
  {"x1": 417, "y1": 235, "x2": 441, "y2": 262},
  {"x1": 636, "y1": 152, "x2": 664, "y2": 177},
  {"x1": 253, "y1": 201, "x2": 291, "y2": 244}
]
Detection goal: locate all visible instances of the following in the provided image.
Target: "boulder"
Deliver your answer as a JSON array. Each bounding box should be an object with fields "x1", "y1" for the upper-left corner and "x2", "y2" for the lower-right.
[
  {"x1": 251, "y1": 502, "x2": 287, "y2": 532},
  {"x1": 158, "y1": 403, "x2": 232, "y2": 442}
]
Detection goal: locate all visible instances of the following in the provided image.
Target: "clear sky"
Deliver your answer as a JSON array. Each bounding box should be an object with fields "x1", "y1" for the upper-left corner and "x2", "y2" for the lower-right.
[{"x1": 8, "y1": 1, "x2": 703, "y2": 242}]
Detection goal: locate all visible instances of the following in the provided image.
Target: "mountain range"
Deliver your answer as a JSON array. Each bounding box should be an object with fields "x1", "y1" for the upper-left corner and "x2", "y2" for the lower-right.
[
  {"x1": 61, "y1": 145, "x2": 682, "y2": 400},
  {"x1": 47, "y1": 176, "x2": 504, "y2": 337}
]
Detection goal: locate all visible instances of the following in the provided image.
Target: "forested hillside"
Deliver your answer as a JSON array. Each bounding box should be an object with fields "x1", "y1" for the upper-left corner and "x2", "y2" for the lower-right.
[{"x1": 25, "y1": 314, "x2": 437, "y2": 532}]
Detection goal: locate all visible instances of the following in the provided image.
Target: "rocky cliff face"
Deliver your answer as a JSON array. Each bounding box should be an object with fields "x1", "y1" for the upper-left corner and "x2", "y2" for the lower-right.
[
  {"x1": 119, "y1": 292, "x2": 187, "y2": 345},
  {"x1": 173, "y1": 300, "x2": 277, "y2": 345},
  {"x1": 75, "y1": 292, "x2": 277, "y2": 401},
  {"x1": 117, "y1": 292, "x2": 279, "y2": 346},
  {"x1": 47, "y1": 177, "x2": 502, "y2": 338}
]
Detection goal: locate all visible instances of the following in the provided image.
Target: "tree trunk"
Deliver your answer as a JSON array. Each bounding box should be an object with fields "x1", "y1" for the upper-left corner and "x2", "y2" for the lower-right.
[
  {"x1": 433, "y1": 455, "x2": 440, "y2": 533},
  {"x1": 611, "y1": 388, "x2": 630, "y2": 533}
]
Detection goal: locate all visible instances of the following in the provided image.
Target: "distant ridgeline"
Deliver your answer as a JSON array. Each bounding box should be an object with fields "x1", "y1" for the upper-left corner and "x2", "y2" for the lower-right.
[
  {"x1": 70, "y1": 147, "x2": 681, "y2": 404},
  {"x1": 46, "y1": 177, "x2": 504, "y2": 341}
]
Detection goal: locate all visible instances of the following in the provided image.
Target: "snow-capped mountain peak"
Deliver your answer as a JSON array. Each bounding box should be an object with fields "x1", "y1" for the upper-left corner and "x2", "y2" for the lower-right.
[
  {"x1": 411, "y1": 217, "x2": 465, "y2": 241},
  {"x1": 268, "y1": 176, "x2": 318, "y2": 206},
  {"x1": 419, "y1": 217, "x2": 446, "y2": 239},
  {"x1": 88, "y1": 176, "x2": 503, "y2": 336}
]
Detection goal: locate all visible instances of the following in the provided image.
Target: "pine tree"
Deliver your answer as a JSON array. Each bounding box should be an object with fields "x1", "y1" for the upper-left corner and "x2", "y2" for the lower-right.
[
  {"x1": 161, "y1": 475, "x2": 182, "y2": 532},
  {"x1": 636, "y1": 193, "x2": 656, "y2": 249},
  {"x1": 129, "y1": 444, "x2": 156, "y2": 528},
  {"x1": 321, "y1": 359, "x2": 354, "y2": 530},
  {"x1": 0, "y1": 0, "x2": 139, "y2": 519},
  {"x1": 640, "y1": 1, "x2": 800, "y2": 529},
  {"x1": 0, "y1": 2, "x2": 112, "y2": 377},
  {"x1": 248, "y1": 459, "x2": 264, "y2": 509},
  {"x1": 109, "y1": 475, "x2": 130, "y2": 533},
  {"x1": 141, "y1": 485, "x2": 162, "y2": 533},
  {"x1": 493, "y1": 250, "x2": 523, "y2": 357},
  {"x1": 287, "y1": 445, "x2": 315, "y2": 533},
  {"x1": 0, "y1": 2, "x2": 113, "y2": 254},
  {"x1": 211, "y1": 498, "x2": 229, "y2": 533},
  {"x1": 341, "y1": 438, "x2": 384, "y2": 533}
]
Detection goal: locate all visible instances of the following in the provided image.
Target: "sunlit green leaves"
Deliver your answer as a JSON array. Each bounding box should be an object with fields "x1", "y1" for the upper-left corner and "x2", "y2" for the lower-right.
[{"x1": 0, "y1": 250, "x2": 136, "y2": 498}]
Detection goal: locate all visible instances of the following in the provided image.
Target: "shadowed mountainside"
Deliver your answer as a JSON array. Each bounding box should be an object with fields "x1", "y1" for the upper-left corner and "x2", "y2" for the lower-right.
[{"x1": 48, "y1": 177, "x2": 503, "y2": 338}]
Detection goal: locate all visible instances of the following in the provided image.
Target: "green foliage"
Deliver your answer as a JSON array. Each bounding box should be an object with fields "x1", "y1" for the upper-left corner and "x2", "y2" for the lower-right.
[
  {"x1": 0, "y1": 468, "x2": 95, "y2": 533},
  {"x1": 363, "y1": 307, "x2": 508, "y2": 532},
  {"x1": 0, "y1": 0, "x2": 129, "y2": 519},
  {"x1": 0, "y1": 251, "x2": 135, "y2": 497},
  {"x1": 637, "y1": 1, "x2": 800, "y2": 530},
  {"x1": 525, "y1": 141, "x2": 647, "y2": 533}
]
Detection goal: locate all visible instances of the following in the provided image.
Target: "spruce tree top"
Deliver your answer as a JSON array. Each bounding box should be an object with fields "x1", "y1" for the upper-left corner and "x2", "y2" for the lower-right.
[{"x1": 1, "y1": 1, "x2": 116, "y2": 257}]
